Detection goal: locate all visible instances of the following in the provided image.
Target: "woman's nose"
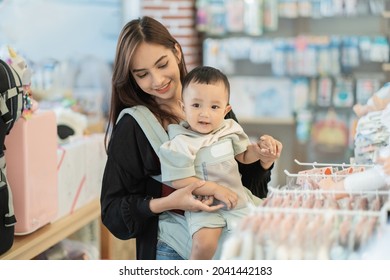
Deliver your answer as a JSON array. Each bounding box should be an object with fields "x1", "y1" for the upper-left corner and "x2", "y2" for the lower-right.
[{"x1": 151, "y1": 71, "x2": 164, "y2": 88}]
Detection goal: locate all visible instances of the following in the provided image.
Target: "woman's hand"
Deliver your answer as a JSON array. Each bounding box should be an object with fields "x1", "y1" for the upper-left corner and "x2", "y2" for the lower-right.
[
  {"x1": 256, "y1": 135, "x2": 283, "y2": 169},
  {"x1": 168, "y1": 181, "x2": 225, "y2": 212},
  {"x1": 196, "y1": 195, "x2": 215, "y2": 206}
]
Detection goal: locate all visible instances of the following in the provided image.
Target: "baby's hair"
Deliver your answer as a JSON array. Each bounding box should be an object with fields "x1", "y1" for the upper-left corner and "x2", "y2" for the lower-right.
[{"x1": 182, "y1": 66, "x2": 230, "y2": 100}]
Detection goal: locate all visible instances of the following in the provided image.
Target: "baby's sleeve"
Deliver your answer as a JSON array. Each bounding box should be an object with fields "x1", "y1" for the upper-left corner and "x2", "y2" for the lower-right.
[{"x1": 159, "y1": 140, "x2": 197, "y2": 182}]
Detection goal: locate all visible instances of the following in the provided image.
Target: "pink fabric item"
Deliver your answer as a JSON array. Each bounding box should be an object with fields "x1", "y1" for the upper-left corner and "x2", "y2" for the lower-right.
[{"x1": 4, "y1": 110, "x2": 58, "y2": 235}]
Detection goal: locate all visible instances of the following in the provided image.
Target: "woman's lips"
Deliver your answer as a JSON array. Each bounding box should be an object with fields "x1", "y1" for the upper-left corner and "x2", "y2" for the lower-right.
[{"x1": 156, "y1": 82, "x2": 171, "y2": 94}]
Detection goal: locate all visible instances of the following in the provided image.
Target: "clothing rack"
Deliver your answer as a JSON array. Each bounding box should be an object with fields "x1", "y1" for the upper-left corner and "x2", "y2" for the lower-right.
[
  {"x1": 284, "y1": 169, "x2": 350, "y2": 178},
  {"x1": 268, "y1": 185, "x2": 390, "y2": 198},
  {"x1": 284, "y1": 160, "x2": 372, "y2": 186},
  {"x1": 221, "y1": 200, "x2": 388, "y2": 260},
  {"x1": 264, "y1": 185, "x2": 388, "y2": 218},
  {"x1": 294, "y1": 158, "x2": 373, "y2": 168},
  {"x1": 284, "y1": 168, "x2": 355, "y2": 187},
  {"x1": 248, "y1": 204, "x2": 383, "y2": 220},
  {"x1": 219, "y1": 160, "x2": 390, "y2": 259}
]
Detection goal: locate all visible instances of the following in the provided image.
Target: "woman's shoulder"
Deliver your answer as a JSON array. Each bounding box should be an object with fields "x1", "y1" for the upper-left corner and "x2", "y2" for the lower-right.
[
  {"x1": 113, "y1": 109, "x2": 168, "y2": 154},
  {"x1": 109, "y1": 114, "x2": 141, "y2": 150},
  {"x1": 225, "y1": 109, "x2": 239, "y2": 122},
  {"x1": 114, "y1": 113, "x2": 140, "y2": 133}
]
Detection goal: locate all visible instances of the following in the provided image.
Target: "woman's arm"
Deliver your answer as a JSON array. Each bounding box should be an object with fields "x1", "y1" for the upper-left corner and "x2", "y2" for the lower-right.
[
  {"x1": 171, "y1": 177, "x2": 238, "y2": 209},
  {"x1": 100, "y1": 115, "x2": 160, "y2": 240},
  {"x1": 149, "y1": 181, "x2": 225, "y2": 213},
  {"x1": 100, "y1": 115, "x2": 225, "y2": 239}
]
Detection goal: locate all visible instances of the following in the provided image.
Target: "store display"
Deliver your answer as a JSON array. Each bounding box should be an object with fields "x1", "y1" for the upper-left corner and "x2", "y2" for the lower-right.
[
  {"x1": 221, "y1": 160, "x2": 389, "y2": 260},
  {"x1": 229, "y1": 76, "x2": 293, "y2": 119},
  {"x1": 55, "y1": 133, "x2": 106, "y2": 221},
  {"x1": 243, "y1": 0, "x2": 263, "y2": 36},
  {"x1": 310, "y1": 110, "x2": 349, "y2": 153},
  {"x1": 197, "y1": 0, "x2": 390, "y2": 165},
  {"x1": 0, "y1": 1, "x2": 118, "y2": 260},
  {"x1": 1, "y1": 0, "x2": 390, "y2": 261},
  {"x1": 54, "y1": 107, "x2": 88, "y2": 144},
  {"x1": 195, "y1": 0, "x2": 390, "y2": 260}
]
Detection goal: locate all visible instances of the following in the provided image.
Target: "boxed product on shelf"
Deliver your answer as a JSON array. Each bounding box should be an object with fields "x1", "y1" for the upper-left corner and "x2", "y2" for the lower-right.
[
  {"x1": 229, "y1": 76, "x2": 293, "y2": 119},
  {"x1": 4, "y1": 110, "x2": 58, "y2": 235},
  {"x1": 55, "y1": 133, "x2": 106, "y2": 221}
]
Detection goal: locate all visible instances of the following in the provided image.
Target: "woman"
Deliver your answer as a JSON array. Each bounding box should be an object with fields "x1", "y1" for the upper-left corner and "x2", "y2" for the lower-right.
[{"x1": 100, "y1": 16, "x2": 282, "y2": 260}]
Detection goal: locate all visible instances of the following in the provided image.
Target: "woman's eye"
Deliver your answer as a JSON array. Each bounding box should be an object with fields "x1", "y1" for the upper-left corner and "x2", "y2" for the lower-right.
[
  {"x1": 158, "y1": 62, "x2": 168, "y2": 69},
  {"x1": 137, "y1": 73, "x2": 147, "y2": 79}
]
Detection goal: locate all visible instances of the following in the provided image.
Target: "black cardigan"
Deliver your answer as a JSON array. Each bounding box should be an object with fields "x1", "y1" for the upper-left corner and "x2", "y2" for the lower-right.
[{"x1": 100, "y1": 112, "x2": 272, "y2": 260}]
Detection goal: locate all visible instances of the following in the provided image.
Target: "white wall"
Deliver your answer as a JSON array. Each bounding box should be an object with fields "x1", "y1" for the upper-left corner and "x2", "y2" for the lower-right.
[{"x1": 0, "y1": 0, "x2": 126, "y2": 63}]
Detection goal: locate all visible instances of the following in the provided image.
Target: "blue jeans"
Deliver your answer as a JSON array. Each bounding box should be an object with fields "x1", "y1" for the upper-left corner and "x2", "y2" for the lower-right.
[{"x1": 156, "y1": 240, "x2": 185, "y2": 260}]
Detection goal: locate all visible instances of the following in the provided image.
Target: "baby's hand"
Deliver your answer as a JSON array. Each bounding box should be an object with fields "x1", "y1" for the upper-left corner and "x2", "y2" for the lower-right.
[
  {"x1": 208, "y1": 182, "x2": 238, "y2": 210},
  {"x1": 258, "y1": 135, "x2": 282, "y2": 156},
  {"x1": 256, "y1": 135, "x2": 282, "y2": 169}
]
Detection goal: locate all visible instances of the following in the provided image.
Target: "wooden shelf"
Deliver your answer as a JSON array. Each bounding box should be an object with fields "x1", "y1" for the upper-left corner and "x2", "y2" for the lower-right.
[{"x1": 0, "y1": 199, "x2": 100, "y2": 260}]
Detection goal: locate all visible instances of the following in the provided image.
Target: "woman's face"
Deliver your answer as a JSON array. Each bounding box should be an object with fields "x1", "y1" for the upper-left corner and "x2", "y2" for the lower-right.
[{"x1": 131, "y1": 42, "x2": 182, "y2": 104}]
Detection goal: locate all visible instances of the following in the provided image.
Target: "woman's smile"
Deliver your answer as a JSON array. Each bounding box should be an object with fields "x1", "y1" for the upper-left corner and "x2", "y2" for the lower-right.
[{"x1": 155, "y1": 81, "x2": 171, "y2": 94}]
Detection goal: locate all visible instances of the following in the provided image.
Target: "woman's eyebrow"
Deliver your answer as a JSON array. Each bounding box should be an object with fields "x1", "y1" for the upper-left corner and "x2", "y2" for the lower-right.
[{"x1": 132, "y1": 55, "x2": 168, "y2": 73}]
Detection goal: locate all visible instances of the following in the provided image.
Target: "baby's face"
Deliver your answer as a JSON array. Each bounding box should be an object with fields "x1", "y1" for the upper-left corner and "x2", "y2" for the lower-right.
[{"x1": 182, "y1": 81, "x2": 231, "y2": 134}]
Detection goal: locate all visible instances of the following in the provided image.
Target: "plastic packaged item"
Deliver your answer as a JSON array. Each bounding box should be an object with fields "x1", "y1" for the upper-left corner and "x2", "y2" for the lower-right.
[
  {"x1": 244, "y1": 0, "x2": 263, "y2": 36},
  {"x1": 33, "y1": 238, "x2": 99, "y2": 260}
]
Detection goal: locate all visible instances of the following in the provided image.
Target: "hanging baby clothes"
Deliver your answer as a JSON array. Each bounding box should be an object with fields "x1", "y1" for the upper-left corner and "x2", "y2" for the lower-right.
[
  {"x1": 354, "y1": 103, "x2": 390, "y2": 164},
  {"x1": 347, "y1": 104, "x2": 390, "y2": 190}
]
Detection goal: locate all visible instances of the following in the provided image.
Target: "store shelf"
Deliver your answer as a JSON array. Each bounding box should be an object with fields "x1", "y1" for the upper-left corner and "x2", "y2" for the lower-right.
[
  {"x1": 382, "y1": 10, "x2": 390, "y2": 19},
  {"x1": 0, "y1": 199, "x2": 100, "y2": 260},
  {"x1": 382, "y1": 63, "x2": 390, "y2": 72},
  {"x1": 239, "y1": 117, "x2": 295, "y2": 126}
]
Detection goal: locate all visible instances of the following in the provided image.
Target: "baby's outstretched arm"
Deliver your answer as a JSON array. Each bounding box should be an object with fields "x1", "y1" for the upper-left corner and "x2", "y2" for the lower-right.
[{"x1": 235, "y1": 135, "x2": 283, "y2": 169}]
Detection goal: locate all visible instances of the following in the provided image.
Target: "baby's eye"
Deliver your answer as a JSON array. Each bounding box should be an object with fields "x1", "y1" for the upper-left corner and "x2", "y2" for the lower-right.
[
  {"x1": 211, "y1": 105, "x2": 220, "y2": 109},
  {"x1": 192, "y1": 103, "x2": 200, "y2": 108}
]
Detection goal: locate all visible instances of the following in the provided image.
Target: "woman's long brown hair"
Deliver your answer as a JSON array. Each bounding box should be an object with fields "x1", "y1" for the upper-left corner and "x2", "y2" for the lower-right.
[{"x1": 105, "y1": 16, "x2": 188, "y2": 150}]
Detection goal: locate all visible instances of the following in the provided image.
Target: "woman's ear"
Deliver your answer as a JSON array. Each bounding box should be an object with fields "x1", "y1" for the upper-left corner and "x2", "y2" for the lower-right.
[
  {"x1": 178, "y1": 100, "x2": 185, "y2": 112},
  {"x1": 174, "y1": 43, "x2": 182, "y2": 63}
]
